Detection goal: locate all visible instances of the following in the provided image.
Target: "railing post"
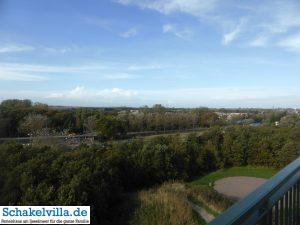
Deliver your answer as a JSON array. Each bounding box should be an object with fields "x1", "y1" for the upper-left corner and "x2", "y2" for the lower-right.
[
  {"x1": 285, "y1": 191, "x2": 289, "y2": 225},
  {"x1": 274, "y1": 201, "x2": 279, "y2": 225},
  {"x1": 280, "y1": 197, "x2": 284, "y2": 225}
]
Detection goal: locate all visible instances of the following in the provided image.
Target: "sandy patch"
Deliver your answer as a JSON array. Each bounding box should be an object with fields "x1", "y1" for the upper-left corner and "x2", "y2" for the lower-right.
[{"x1": 214, "y1": 176, "x2": 267, "y2": 201}]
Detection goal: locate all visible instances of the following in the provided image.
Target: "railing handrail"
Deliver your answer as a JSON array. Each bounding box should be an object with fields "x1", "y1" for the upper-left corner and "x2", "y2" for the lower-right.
[{"x1": 208, "y1": 157, "x2": 300, "y2": 225}]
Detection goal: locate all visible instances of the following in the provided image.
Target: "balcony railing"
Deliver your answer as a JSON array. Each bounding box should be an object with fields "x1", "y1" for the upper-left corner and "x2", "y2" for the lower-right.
[{"x1": 208, "y1": 157, "x2": 300, "y2": 225}]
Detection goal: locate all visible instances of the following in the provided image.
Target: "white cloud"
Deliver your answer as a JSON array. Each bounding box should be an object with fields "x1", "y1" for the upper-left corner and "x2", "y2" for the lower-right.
[
  {"x1": 0, "y1": 43, "x2": 80, "y2": 55},
  {"x1": 232, "y1": 1, "x2": 300, "y2": 47},
  {"x1": 84, "y1": 17, "x2": 114, "y2": 31},
  {"x1": 120, "y1": 28, "x2": 138, "y2": 38},
  {"x1": 264, "y1": 1, "x2": 300, "y2": 34},
  {"x1": 85, "y1": 17, "x2": 139, "y2": 38},
  {"x1": 136, "y1": 87, "x2": 300, "y2": 108},
  {"x1": 0, "y1": 69, "x2": 47, "y2": 81},
  {"x1": 0, "y1": 44, "x2": 35, "y2": 53},
  {"x1": 103, "y1": 73, "x2": 138, "y2": 80},
  {"x1": 117, "y1": 0, "x2": 300, "y2": 50},
  {"x1": 0, "y1": 63, "x2": 109, "y2": 82},
  {"x1": 222, "y1": 21, "x2": 244, "y2": 45},
  {"x1": 69, "y1": 86, "x2": 86, "y2": 97},
  {"x1": 97, "y1": 88, "x2": 137, "y2": 97},
  {"x1": 223, "y1": 29, "x2": 239, "y2": 45},
  {"x1": 162, "y1": 24, "x2": 193, "y2": 39},
  {"x1": 249, "y1": 36, "x2": 268, "y2": 47},
  {"x1": 48, "y1": 86, "x2": 138, "y2": 100},
  {"x1": 42, "y1": 47, "x2": 69, "y2": 54},
  {"x1": 278, "y1": 33, "x2": 300, "y2": 52},
  {"x1": 5, "y1": 86, "x2": 300, "y2": 108},
  {"x1": 0, "y1": 63, "x2": 108, "y2": 74},
  {"x1": 117, "y1": 0, "x2": 219, "y2": 17},
  {"x1": 126, "y1": 64, "x2": 168, "y2": 71},
  {"x1": 15, "y1": 86, "x2": 300, "y2": 108},
  {"x1": 0, "y1": 62, "x2": 170, "y2": 82}
]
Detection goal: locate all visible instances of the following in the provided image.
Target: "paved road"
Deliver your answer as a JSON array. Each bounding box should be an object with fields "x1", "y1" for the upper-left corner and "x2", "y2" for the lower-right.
[{"x1": 0, "y1": 128, "x2": 207, "y2": 141}]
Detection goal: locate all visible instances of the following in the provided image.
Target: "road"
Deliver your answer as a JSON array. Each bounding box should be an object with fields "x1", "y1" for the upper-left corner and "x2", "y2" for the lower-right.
[{"x1": 0, "y1": 127, "x2": 208, "y2": 143}]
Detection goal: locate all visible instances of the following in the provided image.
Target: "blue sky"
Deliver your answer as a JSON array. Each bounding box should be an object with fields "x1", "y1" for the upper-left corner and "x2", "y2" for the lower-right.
[{"x1": 1, "y1": 0, "x2": 300, "y2": 108}]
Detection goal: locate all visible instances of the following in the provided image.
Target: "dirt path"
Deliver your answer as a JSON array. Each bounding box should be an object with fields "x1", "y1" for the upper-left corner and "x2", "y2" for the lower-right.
[
  {"x1": 214, "y1": 176, "x2": 267, "y2": 201},
  {"x1": 186, "y1": 199, "x2": 215, "y2": 223}
]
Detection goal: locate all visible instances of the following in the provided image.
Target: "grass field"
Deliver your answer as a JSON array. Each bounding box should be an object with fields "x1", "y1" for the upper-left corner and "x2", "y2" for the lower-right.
[{"x1": 190, "y1": 166, "x2": 277, "y2": 186}]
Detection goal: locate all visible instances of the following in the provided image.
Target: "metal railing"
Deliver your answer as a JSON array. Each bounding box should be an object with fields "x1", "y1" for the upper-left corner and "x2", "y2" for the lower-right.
[{"x1": 208, "y1": 157, "x2": 300, "y2": 225}]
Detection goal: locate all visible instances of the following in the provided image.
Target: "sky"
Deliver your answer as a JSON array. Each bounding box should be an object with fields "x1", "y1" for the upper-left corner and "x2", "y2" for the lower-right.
[{"x1": 1, "y1": 0, "x2": 300, "y2": 108}]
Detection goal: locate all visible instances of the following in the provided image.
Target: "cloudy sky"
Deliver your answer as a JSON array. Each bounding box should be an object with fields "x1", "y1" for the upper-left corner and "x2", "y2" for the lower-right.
[{"x1": 1, "y1": 0, "x2": 300, "y2": 108}]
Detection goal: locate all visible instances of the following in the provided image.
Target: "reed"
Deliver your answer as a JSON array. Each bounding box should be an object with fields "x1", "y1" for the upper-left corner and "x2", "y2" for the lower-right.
[{"x1": 130, "y1": 182, "x2": 200, "y2": 225}]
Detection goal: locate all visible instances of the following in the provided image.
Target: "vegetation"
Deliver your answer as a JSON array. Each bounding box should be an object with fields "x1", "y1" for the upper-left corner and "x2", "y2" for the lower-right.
[
  {"x1": 190, "y1": 167, "x2": 277, "y2": 186},
  {"x1": 0, "y1": 99, "x2": 299, "y2": 224},
  {"x1": 0, "y1": 100, "x2": 222, "y2": 139},
  {"x1": 187, "y1": 185, "x2": 233, "y2": 215},
  {"x1": 130, "y1": 183, "x2": 201, "y2": 225},
  {"x1": 129, "y1": 182, "x2": 232, "y2": 225}
]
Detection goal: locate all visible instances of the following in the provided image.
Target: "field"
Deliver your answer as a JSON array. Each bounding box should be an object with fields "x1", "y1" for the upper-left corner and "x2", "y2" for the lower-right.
[{"x1": 190, "y1": 166, "x2": 278, "y2": 186}]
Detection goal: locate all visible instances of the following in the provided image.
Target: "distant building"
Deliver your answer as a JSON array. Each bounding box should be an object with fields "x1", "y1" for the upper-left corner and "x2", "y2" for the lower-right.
[{"x1": 215, "y1": 112, "x2": 248, "y2": 121}]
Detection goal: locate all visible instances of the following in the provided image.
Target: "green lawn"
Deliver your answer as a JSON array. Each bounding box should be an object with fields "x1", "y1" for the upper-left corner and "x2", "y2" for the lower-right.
[{"x1": 190, "y1": 166, "x2": 278, "y2": 186}]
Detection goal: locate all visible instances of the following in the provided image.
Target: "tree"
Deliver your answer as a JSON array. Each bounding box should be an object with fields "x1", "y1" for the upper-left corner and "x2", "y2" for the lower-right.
[
  {"x1": 96, "y1": 115, "x2": 126, "y2": 140},
  {"x1": 275, "y1": 140, "x2": 299, "y2": 168},
  {"x1": 19, "y1": 114, "x2": 48, "y2": 136},
  {"x1": 0, "y1": 99, "x2": 33, "y2": 137},
  {"x1": 0, "y1": 117, "x2": 10, "y2": 137},
  {"x1": 280, "y1": 115, "x2": 300, "y2": 127},
  {"x1": 83, "y1": 115, "x2": 98, "y2": 133}
]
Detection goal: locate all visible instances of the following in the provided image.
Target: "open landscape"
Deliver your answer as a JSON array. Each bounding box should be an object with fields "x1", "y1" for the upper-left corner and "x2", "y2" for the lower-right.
[
  {"x1": 0, "y1": 99, "x2": 299, "y2": 224},
  {"x1": 1, "y1": 1, "x2": 300, "y2": 224}
]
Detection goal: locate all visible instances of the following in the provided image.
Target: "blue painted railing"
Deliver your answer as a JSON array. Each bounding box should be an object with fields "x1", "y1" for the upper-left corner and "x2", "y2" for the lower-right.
[{"x1": 208, "y1": 157, "x2": 300, "y2": 225}]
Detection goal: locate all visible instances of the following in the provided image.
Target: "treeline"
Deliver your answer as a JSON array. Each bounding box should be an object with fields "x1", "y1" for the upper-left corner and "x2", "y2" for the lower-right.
[
  {"x1": 0, "y1": 100, "x2": 222, "y2": 138},
  {"x1": 0, "y1": 125, "x2": 298, "y2": 224},
  {"x1": 207, "y1": 126, "x2": 299, "y2": 168},
  {"x1": 0, "y1": 99, "x2": 104, "y2": 137},
  {"x1": 118, "y1": 105, "x2": 221, "y2": 132}
]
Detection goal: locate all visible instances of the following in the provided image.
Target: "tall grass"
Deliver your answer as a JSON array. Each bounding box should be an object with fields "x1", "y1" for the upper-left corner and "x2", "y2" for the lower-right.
[
  {"x1": 188, "y1": 185, "x2": 233, "y2": 214},
  {"x1": 130, "y1": 183, "x2": 200, "y2": 225}
]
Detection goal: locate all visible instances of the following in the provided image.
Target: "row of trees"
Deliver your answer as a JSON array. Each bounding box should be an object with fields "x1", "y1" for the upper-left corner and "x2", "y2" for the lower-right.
[
  {"x1": 0, "y1": 100, "x2": 222, "y2": 138},
  {"x1": 204, "y1": 126, "x2": 299, "y2": 168},
  {"x1": 2, "y1": 99, "x2": 299, "y2": 139},
  {"x1": 0, "y1": 99, "x2": 100, "y2": 137},
  {"x1": 0, "y1": 125, "x2": 298, "y2": 224},
  {"x1": 119, "y1": 108, "x2": 221, "y2": 132}
]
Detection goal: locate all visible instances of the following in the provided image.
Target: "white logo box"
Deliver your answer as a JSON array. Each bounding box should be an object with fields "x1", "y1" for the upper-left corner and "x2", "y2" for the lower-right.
[{"x1": 0, "y1": 206, "x2": 90, "y2": 224}]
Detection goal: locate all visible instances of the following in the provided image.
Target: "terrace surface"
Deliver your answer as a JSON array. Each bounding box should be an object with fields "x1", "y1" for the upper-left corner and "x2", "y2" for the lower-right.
[{"x1": 214, "y1": 176, "x2": 267, "y2": 201}]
